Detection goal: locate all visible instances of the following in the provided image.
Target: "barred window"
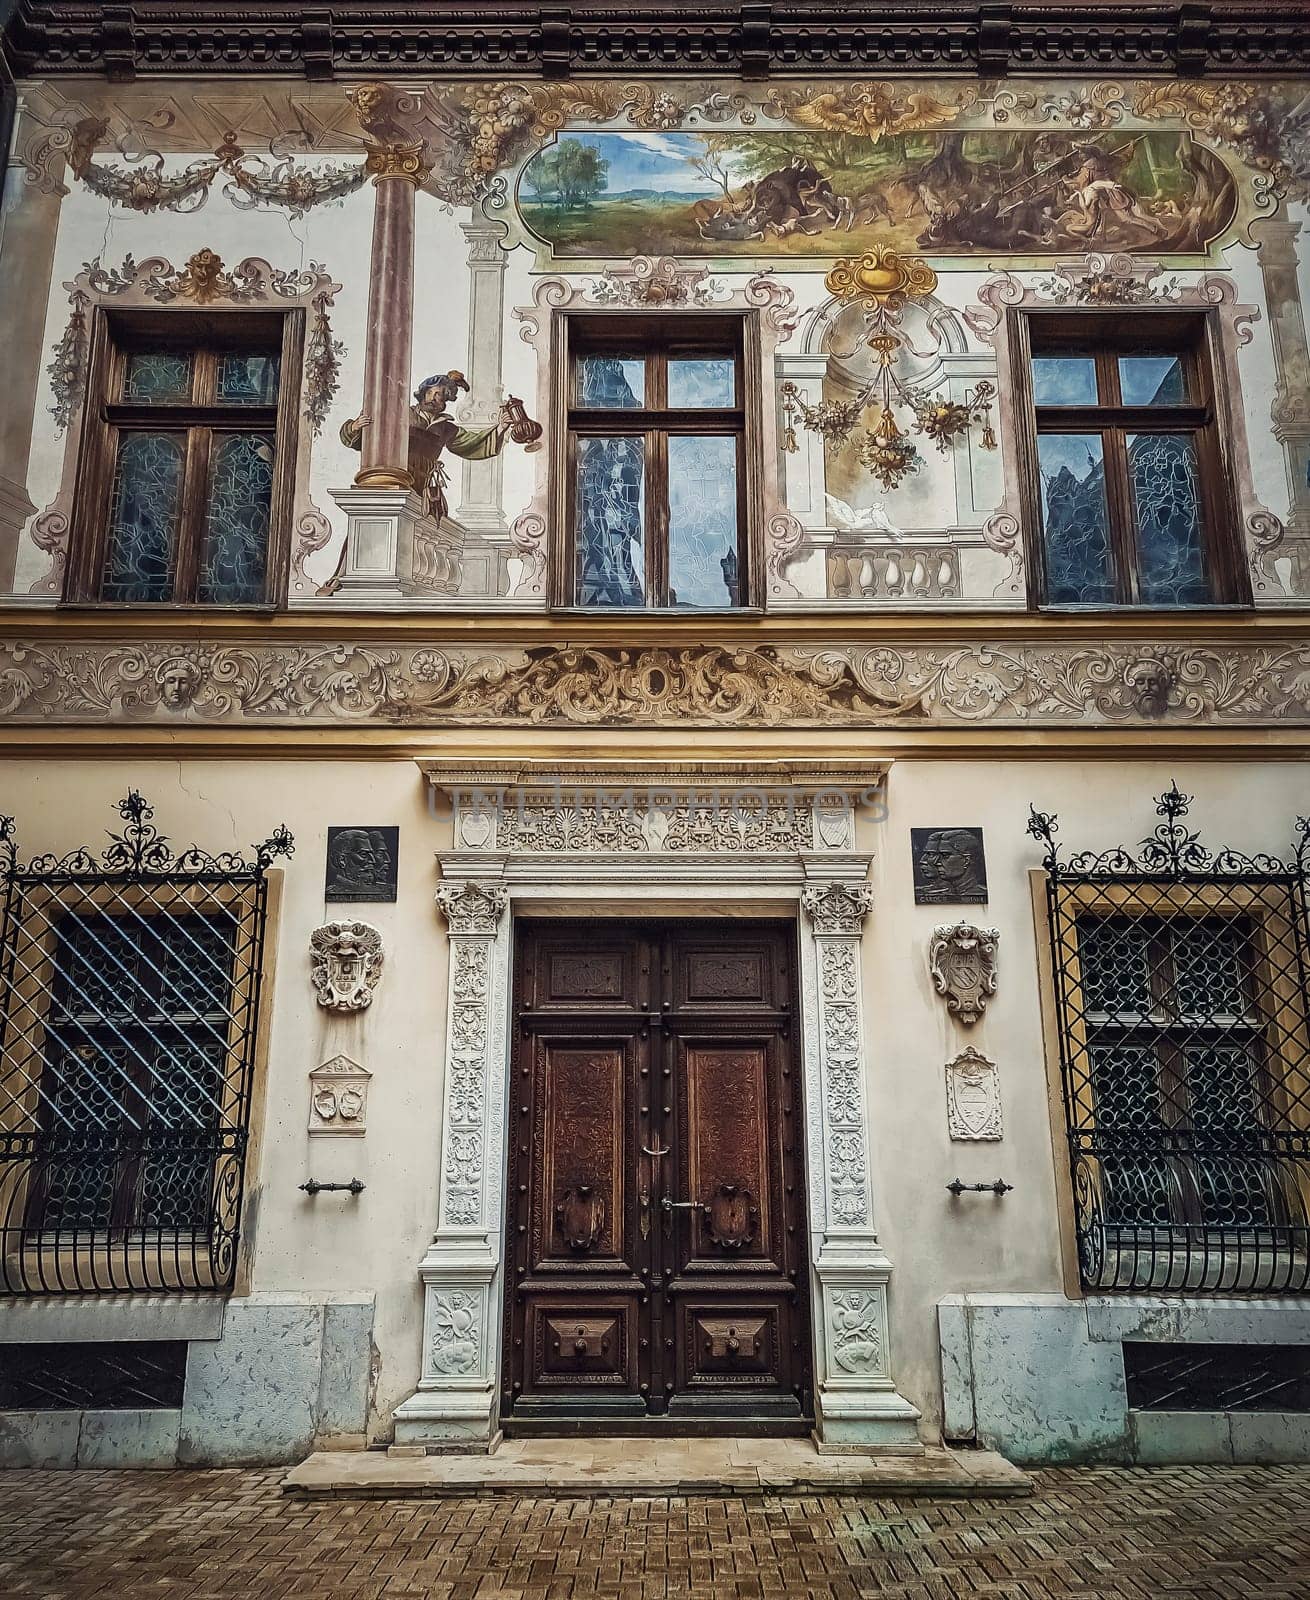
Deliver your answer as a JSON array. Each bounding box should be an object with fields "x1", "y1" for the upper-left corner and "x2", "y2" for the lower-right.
[
  {"x1": 1075, "y1": 912, "x2": 1282, "y2": 1235},
  {"x1": 1031, "y1": 785, "x2": 1310, "y2": 1295},
  {"x1": 0, "y1": 794, "x2": 292, "y2": 1296},
  {"x1": 28, "y1": 911, "x2": 239, "y2": 1236}
]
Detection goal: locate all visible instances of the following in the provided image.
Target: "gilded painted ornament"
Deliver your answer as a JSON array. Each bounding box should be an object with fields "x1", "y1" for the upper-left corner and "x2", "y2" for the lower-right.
[{"x1": 825, "y1": 248, "x2": 939, "y2": 306}]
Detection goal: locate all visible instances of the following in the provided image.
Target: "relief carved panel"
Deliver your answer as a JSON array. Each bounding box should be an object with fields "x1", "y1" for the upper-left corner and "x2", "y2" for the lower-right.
[
  {"x1": 945, "y1": 1046, "x2": 1004, "y2": 1141},
  {"x1": 928, "y1": 923, "x2": 999, "y2": 1025},
  {"x1": 309, "y1": 921, "x2": 384, "y2": 1012},
  {"x1": 6, "y1": 639, "x2": 1308, "y2": 727}
]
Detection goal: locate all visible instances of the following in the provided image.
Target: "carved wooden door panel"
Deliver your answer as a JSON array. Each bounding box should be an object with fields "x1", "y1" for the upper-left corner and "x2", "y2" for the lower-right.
[{"x1": 504, "y1": 921, "x2": 811, "y2": 1430}]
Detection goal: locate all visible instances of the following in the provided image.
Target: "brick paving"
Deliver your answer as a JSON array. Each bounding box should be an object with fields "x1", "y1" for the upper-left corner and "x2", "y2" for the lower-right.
[{"x1": 1, "y1": 1465, "x2": 1308, "y2": 1599}]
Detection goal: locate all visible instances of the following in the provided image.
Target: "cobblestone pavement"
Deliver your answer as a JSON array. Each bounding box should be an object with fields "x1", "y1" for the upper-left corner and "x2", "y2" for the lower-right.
[{"x1": 1, "y1": 1465, "x2": 1309, "y2": 1599}]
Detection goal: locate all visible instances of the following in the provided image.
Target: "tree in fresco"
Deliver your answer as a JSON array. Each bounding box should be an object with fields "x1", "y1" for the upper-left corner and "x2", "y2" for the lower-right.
[{"x1": 530, "y1": 138, "x2": 610, "y2": 209}]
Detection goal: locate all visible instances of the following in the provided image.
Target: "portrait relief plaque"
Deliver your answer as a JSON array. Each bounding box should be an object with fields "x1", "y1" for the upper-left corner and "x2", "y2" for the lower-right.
[
  {"x1": 325, "y1": 826, "x2": 399, "y2": 903},
  {"x1": 911, "y1": 827, "x2": 988, "y2": 906}
]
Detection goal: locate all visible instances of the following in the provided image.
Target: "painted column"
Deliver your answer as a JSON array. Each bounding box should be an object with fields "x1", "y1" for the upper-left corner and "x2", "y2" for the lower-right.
[
  {"x1": 0, "y1": 99, "x2": 66, "y2": 590},
  {"x1": 1254, "y1": 221, "x2": 1310, "y2": 586},
  {"x1": 331, "y1": 128, "x2": 452, "y2": 599},
  {"x1": 800, "y1": 882, "x2": 922, "y2": 1453},
  {"x1": 394, "y1": 876, "x2": 511, "y2": 1447},
  {"x1": 455, "y1": 218, "x2": 510, "y2": 537},
  {"x1": 353, "y1": 140, "x2": 429, "y2": 489}
]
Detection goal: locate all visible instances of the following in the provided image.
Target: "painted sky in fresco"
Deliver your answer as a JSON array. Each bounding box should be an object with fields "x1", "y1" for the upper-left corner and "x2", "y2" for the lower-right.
[{"x1": 529, "y1": 132, "x2": 731, "y2": 195}]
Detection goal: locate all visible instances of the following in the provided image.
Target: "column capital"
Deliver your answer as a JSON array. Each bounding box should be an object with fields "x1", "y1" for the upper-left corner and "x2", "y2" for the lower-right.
[
  {"x1": 364, "y1": 140, "x2": 433, "y2": 187},
  {"x1": 802, "y1": 882, "x2": 874, "y2": 935},
  {"x1": 436, "y1": 880, "x2": 509, "y2": 935}
]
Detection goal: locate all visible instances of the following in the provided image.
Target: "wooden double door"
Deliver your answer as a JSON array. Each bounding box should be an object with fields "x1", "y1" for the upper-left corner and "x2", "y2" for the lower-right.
[{"x1": 502, "y1": 920, "x2": 813, "y2": 1430}]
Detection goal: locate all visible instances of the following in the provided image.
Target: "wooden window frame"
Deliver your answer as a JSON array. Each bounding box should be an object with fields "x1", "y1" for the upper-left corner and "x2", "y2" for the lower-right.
[
  {"x1": 1013, "y1": 309, "x2": 1249, "y2": 611},
  {"x1": 65, "y1": 306, "x2": 302, "y2": 609},
  {"x1": 550, "y1": 311, "x2": 762, "y2": 612}
]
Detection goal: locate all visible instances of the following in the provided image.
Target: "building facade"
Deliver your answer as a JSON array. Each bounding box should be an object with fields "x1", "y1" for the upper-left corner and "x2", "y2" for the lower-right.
[{"x1": 0, "y1": 2, "x2": 1308, "y2": 1468}]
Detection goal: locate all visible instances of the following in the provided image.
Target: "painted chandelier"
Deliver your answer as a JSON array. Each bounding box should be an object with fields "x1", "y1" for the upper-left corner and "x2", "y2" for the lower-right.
[{"x1": 782, "y1": 247, "x2": 996, "y2": 494}]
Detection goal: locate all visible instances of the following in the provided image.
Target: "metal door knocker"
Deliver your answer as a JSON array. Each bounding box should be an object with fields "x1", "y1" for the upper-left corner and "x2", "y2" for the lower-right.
[
  {"x1": 556, "y1": 1185, "x2": 606, "y2": 1251},
  {"x1": 705, "y1": 1183, "x2": 757, "y2": 1249}
]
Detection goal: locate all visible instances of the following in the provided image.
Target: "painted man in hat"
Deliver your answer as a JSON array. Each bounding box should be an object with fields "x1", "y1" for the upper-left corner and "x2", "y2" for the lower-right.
[{"x1": 340, "y1": 371, "x2": 513, "y2": 523}]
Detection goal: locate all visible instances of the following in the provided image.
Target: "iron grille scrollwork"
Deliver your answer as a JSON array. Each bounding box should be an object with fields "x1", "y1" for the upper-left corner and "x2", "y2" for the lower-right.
[
  {"x1": 0, "y1": 793, "x2": 292, "y2": 1296},
  {"x1": 1029, "y1": 784, "x2": 1310, "y2": 1295}
]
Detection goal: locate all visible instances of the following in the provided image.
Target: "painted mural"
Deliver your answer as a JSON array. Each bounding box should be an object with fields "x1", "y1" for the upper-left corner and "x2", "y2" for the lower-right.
[
  {"x1": 518, "y1": 130, "x2": 1237, "y2": 258},
  {"x1": 2, "y1": 73, "x2": 1308, "y2": 613}
]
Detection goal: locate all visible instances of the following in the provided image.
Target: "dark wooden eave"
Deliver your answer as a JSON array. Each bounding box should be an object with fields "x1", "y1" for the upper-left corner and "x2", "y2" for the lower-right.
[{"x1": 3, "y1": 2, "x2": 1308, "y2": 81}]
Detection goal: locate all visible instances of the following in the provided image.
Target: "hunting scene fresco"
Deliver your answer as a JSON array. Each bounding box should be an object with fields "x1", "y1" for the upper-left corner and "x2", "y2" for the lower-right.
[{"x1": 518, "y1": 129, "x2": 1238, "y2": 258}]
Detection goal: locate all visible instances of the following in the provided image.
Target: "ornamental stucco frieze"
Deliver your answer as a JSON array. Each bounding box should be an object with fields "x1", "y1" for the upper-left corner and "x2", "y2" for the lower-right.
[{"x1": 2, "y1": 639, "x2": 1310, "y2": 728}]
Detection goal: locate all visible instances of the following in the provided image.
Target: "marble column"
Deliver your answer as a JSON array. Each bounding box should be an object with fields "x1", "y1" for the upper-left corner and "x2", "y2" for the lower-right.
[
  {"x1": 394, "y1": 876, "x2": 512, "y2": 1448},
  {"x1": 0, "y1": 99, "x2": 66, "y2": 590},
  {"x1": 800, "y1": 882, "x2": 922, "y2": 1453},
  {"x1": 1254, "y1": 220, "x2": 1310, "y2": 586},
  {"x1": 353, "y1": 141, "x2": 429, "y2": 489},
  {"x1": 455, "y1": 218, "x2": 510, "y2": 537}
]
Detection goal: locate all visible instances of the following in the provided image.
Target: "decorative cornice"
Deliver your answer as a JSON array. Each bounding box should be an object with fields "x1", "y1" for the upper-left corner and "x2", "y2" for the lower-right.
[
  {"x1": 8, "y1": 5, "x2": 1310, "y2": 80},
  {"x1": 1, "y1": 638, "x2": 1310, "y2": 728},
  {"x1": 417, "y1": 758, "x2": 890, "y2": 793}
]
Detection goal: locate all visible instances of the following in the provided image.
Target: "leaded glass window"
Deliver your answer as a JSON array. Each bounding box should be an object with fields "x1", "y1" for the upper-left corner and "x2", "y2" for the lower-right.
[
  {"x1": 566, "y1": 320, "x2": 746, "y2": 609},
  {"x1": 1026, "y1": 317, "x2": 1239, "y2": 608},
  {"x1": 73, "y1": 319, "x2": 286, "y2": 606}
]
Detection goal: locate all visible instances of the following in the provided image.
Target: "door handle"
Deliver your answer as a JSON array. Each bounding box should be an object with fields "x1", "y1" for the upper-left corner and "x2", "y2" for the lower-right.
[{"x1": 660, "y1": 1197, "x2": 704, "y2": 1212}]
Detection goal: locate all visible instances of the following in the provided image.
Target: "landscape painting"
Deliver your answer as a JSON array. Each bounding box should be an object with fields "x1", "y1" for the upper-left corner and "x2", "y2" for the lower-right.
[{"x1": 517, "y1": 129, "x2": 1238, "y2": 258}]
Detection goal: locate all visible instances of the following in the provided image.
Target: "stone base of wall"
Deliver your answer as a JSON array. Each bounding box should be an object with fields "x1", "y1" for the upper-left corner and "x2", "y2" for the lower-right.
[
  {"x1": 938, "y1": 1293, "x2": 1310, "y2": 1465},
  {"x1": 0, "y1": 1292, "x2": 375, "y2": 1468}
]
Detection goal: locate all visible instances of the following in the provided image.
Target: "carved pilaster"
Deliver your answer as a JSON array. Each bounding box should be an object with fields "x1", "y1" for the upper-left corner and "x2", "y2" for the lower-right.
[
  {"x1": 801, "y1": 884, "x2": 874, "y2": 1230},
  {"x1": 800, "y1": 879, "x2": 922, "y2": 1453},
  {"x1": 434, "y1": 881, "x2": 508, "y2": 1228},
  {"x1": 394, "y1": 873, "x2": 510, "y2": 1447}
]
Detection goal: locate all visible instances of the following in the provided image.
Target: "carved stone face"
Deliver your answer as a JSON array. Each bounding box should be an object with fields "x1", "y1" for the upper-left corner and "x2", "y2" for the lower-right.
[
  {"x1": 1127, "y1": 659, "x2": 1173, "y2": 718},
  {"x1": 156, "y1": 658, "x2": 202, "y2": 710}
]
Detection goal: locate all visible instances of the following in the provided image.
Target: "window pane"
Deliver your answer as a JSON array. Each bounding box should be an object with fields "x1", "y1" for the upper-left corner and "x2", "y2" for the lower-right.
[
  {"x1": 668, "y1": 358, "x2": 735, "y2": 409},
  {"x1": 216, "y1": 353, "x2": 280, "y2": 405},
  {"x1": 1127, "y1": 433, "x2": 1210, "y2": 605},
  {"x1": 1119, "y1": 355, "x2": 1187, "y2": 407},
  {"x1": 103, "y1": 432, "x2": 185, "y2": 603},
  {"x1": 122, "y1": 353, "x2": 193, "y2": 404},
  {"x1": 576, "y1": 356, "x2": 644, "y2": 408},
  {"x1": 575, "y1": 435, "x2": 645, "y2": 606},
  {"x1": 197, "y1": 434, "x2": 274, "y2": 605},
  {"x1": 1037, "y1": 433, "x2": 1114, "y2": 604},
  {"x1": 1032, "y1": 356, "x2": 1097, "y2": 406},
  {"x1": 1171, "y1": 917, "x2": 1254, "y2": 1018},
  {"x1": 1077, "y1": 916, "x2": 1153, "y2": 1015},
  {"x1": 668, "y1": 435, "x2": 739, "y2": 608}
]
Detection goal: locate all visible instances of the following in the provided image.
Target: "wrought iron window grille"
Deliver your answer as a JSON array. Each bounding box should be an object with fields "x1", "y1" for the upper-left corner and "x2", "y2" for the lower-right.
[
  {"x1": 1029, "y1": 784, "x2": 1310, "y2": 1296},
  {"x1": 0, "y1": 792, "x2": 293, "y2": 1296}
]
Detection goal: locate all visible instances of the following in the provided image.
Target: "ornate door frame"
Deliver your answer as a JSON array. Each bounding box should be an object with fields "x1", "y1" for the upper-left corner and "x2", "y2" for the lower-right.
[{"x1": 393, "y1": 759, "x2": 922, "y2": 1454}]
